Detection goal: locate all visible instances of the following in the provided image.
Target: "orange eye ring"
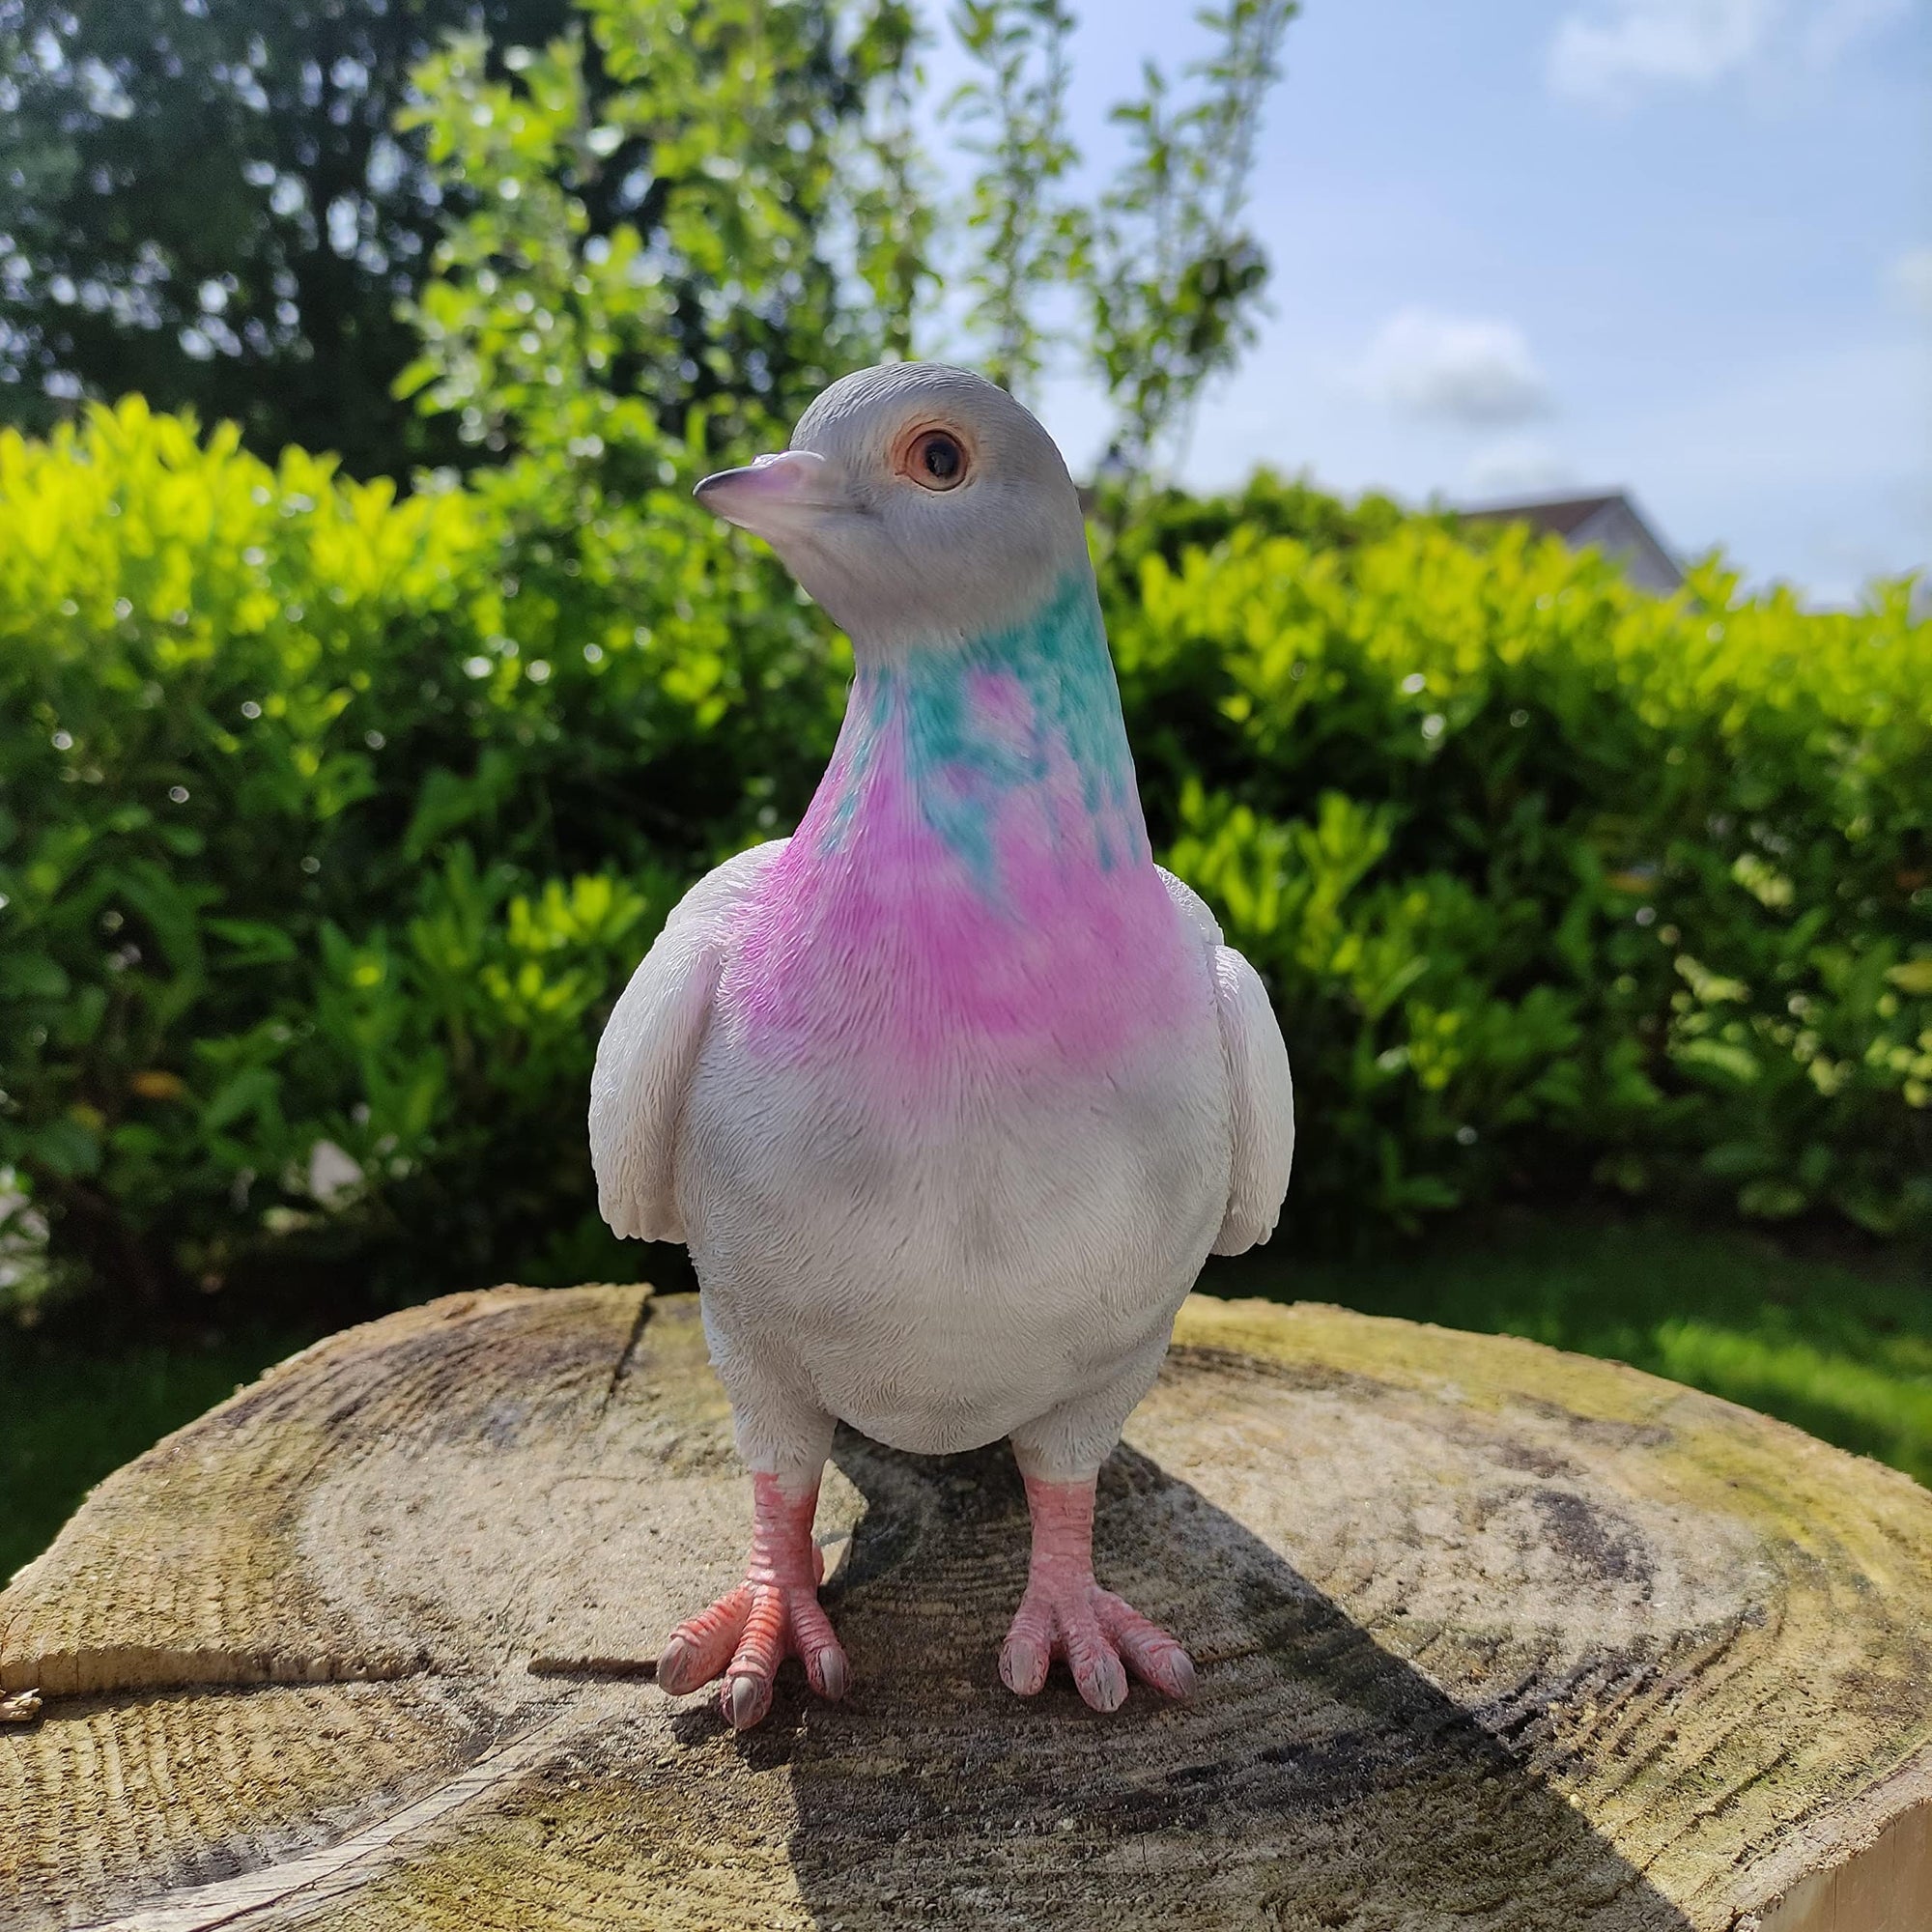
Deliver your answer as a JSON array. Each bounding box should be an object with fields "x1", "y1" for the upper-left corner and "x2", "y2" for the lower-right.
[{"x1": 898, "y1": 426, "x2": 971, "y2": 492}]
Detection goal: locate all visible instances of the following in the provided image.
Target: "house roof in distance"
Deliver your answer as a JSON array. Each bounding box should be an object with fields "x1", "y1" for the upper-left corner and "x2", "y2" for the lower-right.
[
  {"x1": 1459, "y1": 489, "x2": 1684, "y2": 595},
  {"x1": 1461, "y1": 490, "x2": 1627, "y2": 539}
]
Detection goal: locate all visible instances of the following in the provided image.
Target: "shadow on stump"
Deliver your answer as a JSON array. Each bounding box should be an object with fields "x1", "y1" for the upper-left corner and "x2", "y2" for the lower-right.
[{"x1": 668, "y1": 1433, "x2": 1693, "y2": 1930}]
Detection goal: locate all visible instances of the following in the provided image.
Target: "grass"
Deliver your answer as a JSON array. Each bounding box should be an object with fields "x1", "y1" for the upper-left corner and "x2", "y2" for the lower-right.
[
  {"x1": 1, "y1": 1325, "x2": 315, "y2": 1585},
  {"x1": 1208, "y1": 1210, "x2": 1932, "y2": 1485},
  {"x1": 3, "y1": 1212, "x2": 1926, "y2": 1585}
]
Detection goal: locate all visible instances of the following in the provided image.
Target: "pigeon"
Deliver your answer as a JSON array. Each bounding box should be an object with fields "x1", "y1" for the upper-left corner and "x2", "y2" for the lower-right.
[{"x1": 590, "y1": 362, "x2": 1293, "y2": 1730}]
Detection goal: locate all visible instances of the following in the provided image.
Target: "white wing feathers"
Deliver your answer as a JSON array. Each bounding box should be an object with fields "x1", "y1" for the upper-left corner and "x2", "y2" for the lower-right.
[
  {"x1": 1207, "y1": 944, "x2": 1295, "y2": 1253},
  {"x1": 589, "y1": 840, "x2": 786, "y2": 1243},
  {"x1": 1158, "y1": 867, "x2": 1295, "y2": 1255}
]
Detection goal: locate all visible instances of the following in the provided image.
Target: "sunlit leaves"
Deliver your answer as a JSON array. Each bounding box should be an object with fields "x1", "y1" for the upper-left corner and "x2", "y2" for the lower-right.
[
  {"x1": 1124, "y1": 488, "x2": 1932, "y2": 1242},
  {"x1": 1084, "y1": 0, "x2": 1297, "y2": 477},
  {"x1": 946, "y1": 1, "x2": 1084, "y2": 402},
  {"x1": 2, "y1": 393, "x2": 1926, "y2": 1320},
  {"x1": 398, "y1": 0, "x2": 932, "y2": 477}
]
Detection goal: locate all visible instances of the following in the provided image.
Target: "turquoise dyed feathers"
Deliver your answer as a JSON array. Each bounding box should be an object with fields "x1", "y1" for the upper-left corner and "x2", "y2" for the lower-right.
[{"x1": 823, "y1": 574, "x2": 1144, "y2": 895}]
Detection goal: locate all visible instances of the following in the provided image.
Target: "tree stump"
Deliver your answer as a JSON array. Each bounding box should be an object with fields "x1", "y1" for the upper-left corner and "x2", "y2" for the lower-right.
[{"x1": 4, "y1": 1286, "x2": 1930, "y2": 1932}]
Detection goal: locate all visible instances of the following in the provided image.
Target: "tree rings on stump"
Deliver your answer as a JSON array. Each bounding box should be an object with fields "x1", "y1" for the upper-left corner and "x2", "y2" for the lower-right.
[{"x1": 3, "y1": 1285, "x2": 1929, "y2": 1930}]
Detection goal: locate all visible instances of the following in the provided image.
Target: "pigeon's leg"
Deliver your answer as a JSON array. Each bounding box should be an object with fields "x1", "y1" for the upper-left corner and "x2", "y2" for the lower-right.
[
  {"x1": 996, "y1": 1468, "x2": 1197, "y2": 1711},
  {"x1": 1004, "y1": 1372, "x2": 1197, "y2": 1713},
  {"x1": 653, "y1": 1383, "x2": 842, "y2": 1731},
  {"x1": 656, "y1": 1463, "x2": 847, "y2": 1729}
]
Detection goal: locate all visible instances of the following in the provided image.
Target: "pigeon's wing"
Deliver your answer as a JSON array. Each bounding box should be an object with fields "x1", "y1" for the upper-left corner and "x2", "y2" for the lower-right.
[
  {"x1": 1206, "y1": 942, "x2": 1296, "y2": 1254},
  {"x1": 590, "y1": 839, "x2": 787, "y2": 1243},
  {"x1": 1157, "y1": 868, "x2": 1224, "y2": 948},
  {"x1": 1158, "y1": 867, "x2": 1295, "y2": 1256}
]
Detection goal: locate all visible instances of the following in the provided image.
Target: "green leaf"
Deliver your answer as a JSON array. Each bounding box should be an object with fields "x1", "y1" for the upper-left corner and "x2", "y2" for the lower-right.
[
  {"x1": 203, "y1": 1067, "x2": 280, "y2": 1133},
  {"x1": 1674, "y1": 1038, "x2": 1761, "y2": 1088},
  {"x1": 1885, "y1": 958, "x2": 1932, "y2": 997},
  {"x1": 206, "y1": 919, "x2": 300, "y2": 969},
  {"x1": 27, "y1": 1117, "x2": 100, "y2": 1177},
  {"x1": 1739, "y1": 1179, "x2": 1808, "y2": 1220},
  {"x1": 0, "y1": 952, "x2": 70, "y2": 1000}
]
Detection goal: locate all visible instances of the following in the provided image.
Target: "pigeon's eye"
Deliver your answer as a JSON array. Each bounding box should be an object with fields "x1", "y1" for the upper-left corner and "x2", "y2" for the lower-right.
[{"x1": 902, "y1": 428, "x2": 969, "y2": 492}]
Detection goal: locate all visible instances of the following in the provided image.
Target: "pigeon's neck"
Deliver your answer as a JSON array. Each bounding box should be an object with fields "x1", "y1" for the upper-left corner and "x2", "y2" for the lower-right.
[
  {"x1": 805, "y1": 572, "x2": 1151, "y2": 894},
  {"x1": 730, "y1": 574, "x2": 1188, "y2": 1065}
]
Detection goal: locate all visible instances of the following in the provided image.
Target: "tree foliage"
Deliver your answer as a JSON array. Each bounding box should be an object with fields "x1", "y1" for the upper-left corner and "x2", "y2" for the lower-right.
[
  {"x1": 946, "y1": 0, "x2": 1081, "y2": 401},
  {"x1": 0, "y1": 0, "x2": 573, "y2": 472},
  {"x1": 398, "y1": 0, "x2": 929, "y2": 472},
  {"x1": 1086, "y1": 0, "x2": 1297, "y2": 473},
  {"x1": 1, "y1": 0, "x2": 1294, "y2": 485},
  {"x1": 944, "y1": 0, "x2": 1296, "y2": 471}
]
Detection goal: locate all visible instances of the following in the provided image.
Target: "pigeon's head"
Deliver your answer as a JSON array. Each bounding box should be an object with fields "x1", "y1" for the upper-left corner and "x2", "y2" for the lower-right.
[{"x1": 694, "y1": 362, "x2": 1089, "y2": 651}]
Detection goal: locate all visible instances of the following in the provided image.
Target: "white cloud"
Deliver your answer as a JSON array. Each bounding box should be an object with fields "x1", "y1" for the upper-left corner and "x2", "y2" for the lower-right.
[
  {"x1": 1551, "y1": 0, "x2": 1776, "y2": 103},
  {"x1": 1465, "y1": 436, "x2": 1577, "y2": 499},
  {"x1": 1887, "y1": 246, "x2": 1932, "y2": 322},
  {"x1": 1359, "y1": 310, "x2": 1552, "y2": 427},
  {"x1": 1548, "y1": 0, "x2": 1905, "y2": 105}
]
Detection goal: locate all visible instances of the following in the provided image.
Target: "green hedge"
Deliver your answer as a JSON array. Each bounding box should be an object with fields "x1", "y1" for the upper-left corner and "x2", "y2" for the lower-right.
[
  {"x1": 0, "y1": 399, "x2": 836, "y2": 1313},
  {"x1": 1108, "y1": 487, "x2": 1931, "y2": 1240},
  {"x1": 2, "y1": 404, "x2": 1927, "y2": 1320}
]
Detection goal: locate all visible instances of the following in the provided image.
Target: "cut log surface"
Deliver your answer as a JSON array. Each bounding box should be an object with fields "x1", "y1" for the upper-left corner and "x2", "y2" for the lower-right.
[{"x1": 5, "y1": 1286, "x2": 1931, "y2": 1932}]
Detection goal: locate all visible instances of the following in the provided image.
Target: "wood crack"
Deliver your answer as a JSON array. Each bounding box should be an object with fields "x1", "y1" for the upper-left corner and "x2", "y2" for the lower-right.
[
  {"x1": 598, "y1": 1287, "x2": 655, "y2": 1416},
  {"x1": 14, "y1": 1646, "x2": 432, "y2": 1712},
  {"x1": 71, "y1": 1706, "x2": 600, "y2": 1932},
  {"x1": 526, "y1": 1652, "x2": 658, "y2": 1681}
]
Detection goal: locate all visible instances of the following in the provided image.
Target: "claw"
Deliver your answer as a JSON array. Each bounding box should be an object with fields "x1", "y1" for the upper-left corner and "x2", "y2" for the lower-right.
[
  {"x1": 1098, "y1": 1587, "x2": 1198, "y2": 1699},
  {"x1": 1064, "y1": 1615, "x2": 1129, "y2": 1713},
  {"x1": 726, "y1": 1670, "x2": 772, "y2": 1730},
  {"x1": 999, "y1": 1622, "x2": 1053, "y2": 1698},
  {"x1": 657, "y1": 1582, "x2": 753, "y2": 1694},
  {"x1": 810, "y1": 1643, "x2": 849, "y2": 1702}
]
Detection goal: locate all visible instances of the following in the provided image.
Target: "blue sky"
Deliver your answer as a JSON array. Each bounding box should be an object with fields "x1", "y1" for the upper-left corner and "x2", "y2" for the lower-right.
[{"x1": 921, "y1": 0, "x2": 1930, "y2": 605}]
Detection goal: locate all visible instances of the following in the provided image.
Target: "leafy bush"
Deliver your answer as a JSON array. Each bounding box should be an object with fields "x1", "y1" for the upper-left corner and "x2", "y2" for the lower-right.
[
  {"x1": 2, "y1": 402, "x2": 1928, "y2": 1323},
  {"x1": 0, "y1": 397, "x2": 827, "y2": 1316},
  {"x1": 1109, "y1": 505, "x2": 1932, "y2": 1242}
]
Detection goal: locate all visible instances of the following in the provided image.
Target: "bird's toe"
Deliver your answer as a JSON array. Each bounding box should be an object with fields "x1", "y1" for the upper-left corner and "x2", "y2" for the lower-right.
[
  {"x1": 999, "y1": 1582, "x2": 1195, "y2": 1710},
  {"x1": 661, "y1": 1581, "x2": 846, "y2": 1727},
  {"x1": 1000, "y1": 1626, "x2": 1053, "y2": 1697},
  {"x1": 791, "y1": 1590, "x2": 849, "y2": 1701},
  {"x1": 1000, "y1": 1593, "x2": 1058, "y2": 1696},
  {"x1": 724, "y1": 1670, "x2": 773, "y2": 1730},
  {"x1": 1134, "y1": 1640, "x2": 1197, "y2": 1701},
  {"x1": 1096, "y1": 1588, "x2": 1197, "y2": 1701},
  {"x1": 655, "y1": 1637, "x2": 704, "y2": 1697},
  {"x1": 657, "y1": 1583, "x2": 753, "y2": 1694},
  {"x1": 808, "y1": 1642, "x2": 849, "y2": 1703},
  {"x1": 1063, "y1": 1615, "x2": 1129, "y2": 1714}
]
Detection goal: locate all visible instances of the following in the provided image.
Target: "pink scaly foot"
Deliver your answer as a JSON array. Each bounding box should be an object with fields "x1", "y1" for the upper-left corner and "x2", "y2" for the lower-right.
[
  {"x1": 656, "y1": 1471, "x2": 847, "y2": 1730},
  {"x1": 1000, "y1": 1471, "x2": 1197, "y2": 1714}
]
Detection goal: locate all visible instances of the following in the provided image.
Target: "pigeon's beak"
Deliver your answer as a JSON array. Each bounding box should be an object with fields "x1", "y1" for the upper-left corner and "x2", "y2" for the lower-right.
[{"x1": 694, "y1": 449, "x2": 840, "y2": 541}]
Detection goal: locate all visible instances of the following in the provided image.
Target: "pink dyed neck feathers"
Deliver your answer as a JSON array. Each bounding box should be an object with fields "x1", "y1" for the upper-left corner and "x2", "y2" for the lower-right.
[{"x1": 724, "y1": 576, "x2": 1194, "y2": 1069}]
